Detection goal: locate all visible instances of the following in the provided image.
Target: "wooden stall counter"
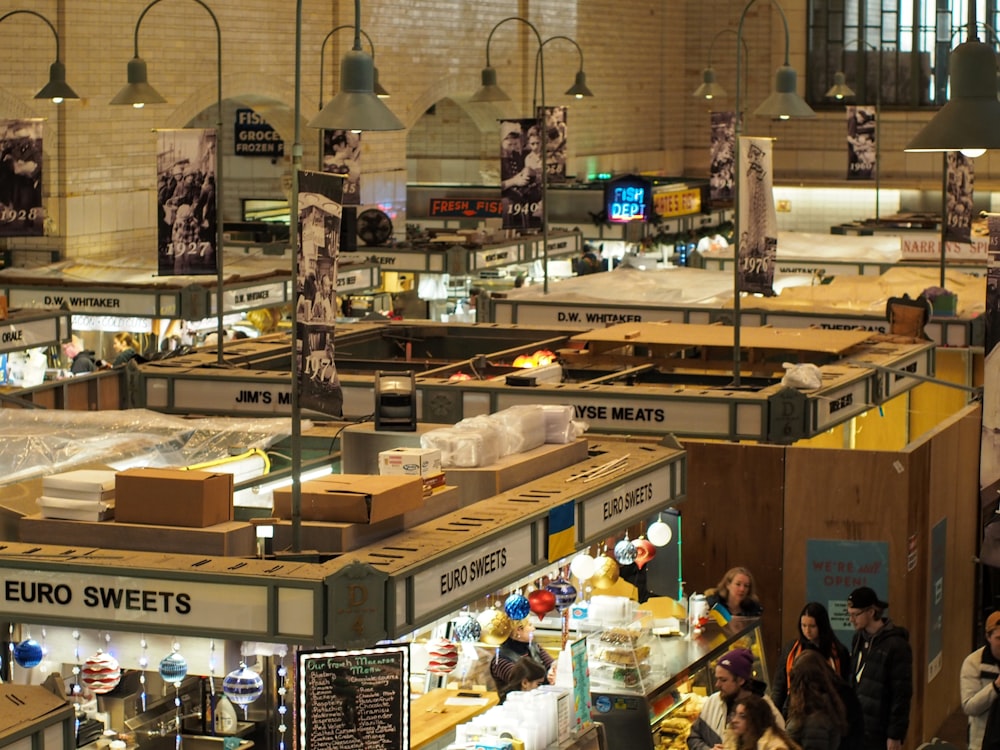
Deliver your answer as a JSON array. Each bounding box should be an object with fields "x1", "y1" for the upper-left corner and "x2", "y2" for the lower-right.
[{"x1": 411, "y1": 688, "x2": 498, "y2": 750}]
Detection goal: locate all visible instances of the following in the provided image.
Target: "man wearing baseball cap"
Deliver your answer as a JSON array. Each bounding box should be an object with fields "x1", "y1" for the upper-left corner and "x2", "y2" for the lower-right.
[
  {"x1": 959, "y1": 611, "x2": 1000, "y2": 750},
  {"x1": 687, "y1": 647, "x2": 783, "y2": 750},
  {"x1": 847, "y1": 586, "x2": 912, "y2": 750}
]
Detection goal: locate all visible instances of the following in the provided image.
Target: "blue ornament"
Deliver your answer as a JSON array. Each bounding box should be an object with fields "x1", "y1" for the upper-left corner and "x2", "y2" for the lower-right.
[
  {"x1": 13, "y1": 638, "x2": 43, "y2": 668},
  {"x1": 545, "y1": 579, "x2": 578, "y2": 612},
  {"x1": 158, "y1": 652, "x2": 188, "y2": 684},
  {"x1": 453, "y1": 612, "x2": 481, "y2": 642},
  {"x1": 223, "y1": 663, "x2": 264, "y2": 716},
  {"x1": 503, "y1": 592, "x2": 531, "y2": 621}
]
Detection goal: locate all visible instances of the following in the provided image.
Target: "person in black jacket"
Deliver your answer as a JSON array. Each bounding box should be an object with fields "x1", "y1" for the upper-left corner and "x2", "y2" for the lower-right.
[
  {"x1": 848, "y1": 586, "x2": 912, "y2": 750},
  {"x1": 771, "y1": 602, "x2": 851, "y2": 715}
]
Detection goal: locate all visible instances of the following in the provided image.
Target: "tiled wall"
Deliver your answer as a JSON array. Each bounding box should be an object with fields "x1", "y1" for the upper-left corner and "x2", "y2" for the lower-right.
[{"x1": 0, "y1": 1, "x2": 995, "y2": 261}]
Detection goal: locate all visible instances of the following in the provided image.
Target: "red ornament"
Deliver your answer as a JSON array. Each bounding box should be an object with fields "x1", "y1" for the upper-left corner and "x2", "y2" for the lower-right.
[
  {"x1": 634, "y1": 538, "x2": 657, "y2": 570},
  {"x1": 528, "y1": 589, "x2": 556, "y2": 621},
  {"x1": 427, "y1": 638, "x2": 459, "y2": 674}
]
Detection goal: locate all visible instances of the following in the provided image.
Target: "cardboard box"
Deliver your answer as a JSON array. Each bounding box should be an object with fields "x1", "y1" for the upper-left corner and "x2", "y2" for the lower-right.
[
  {"x1": 378, "y1": 447, "x2": 442, "y2": 477},
  {"x1": 114, "y1": 468, "x2": 233, "y2": 527},
  {"x1": 42, "y1": 469, "x2": 116, "y2": 501},
  {"x1": 445, "y1": 439, "x2": 590, "y2": 504},
  {"x1": 0, "y1": 684, "x2": 73, "y2": 744},
  {"x1": 273, "y1": 474, "x2": 424, "y2": 523},
  {"x1": 19, "y1": 515, "x2": 255, "y2": 556}
]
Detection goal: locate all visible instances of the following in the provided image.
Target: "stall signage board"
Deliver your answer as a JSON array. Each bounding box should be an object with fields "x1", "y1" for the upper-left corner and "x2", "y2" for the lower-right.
[
  {"x1": 494, "y1": 302, "x2": 685, "y2": 329},
  {"x1": 337, "y1": 266, "x2": 378, "y2": 292},
  {"x1": 410, "y1": 526, "x2": 534, "y2": 622},
  {"x1": 234, "y1": 108, "x2": 285, "y2": 157},
  {"x1": 580, "y1": 465, "x2": 673, "y2": 539},
  {"x1": 173, "y1": 379, "x2": 292, "y2": 414},
  {"x1": 297, "y1": 644, "x2": 409, "y2": 750},
  {"x1": 762, "y1": 313, "x2": 889, "y2": 336},
  {"x1": 339, "y1": 251, "x2": 446, "y2": 273},
  {"x1": 605, "y1": 175, "x2": 652, "y2": 223},
  {"x1": 1, "y1": 569, "x2": 270, "y2": 634},
  {"x1": 0, "y1": 317, "x2": 64, "y2": 352},
  {"x1": 428, "y1": 198, "x2": 503, "y2": 218},
  {"x1": 223, "y1": 282, "x2": 287, "y2": 311},
  {"x1": 652, "y1": 186, "x2": 702, "y2": 219},
  {"x1": 472, "y1": 245, "x2": 518, "y2": 269},
  {"x1": 7, "y1": 288, "x2": 169, "y2": 317},
  {"x1": 900, "y1": 232, "x2": 987, "y2": 262},
  {"x1": 814, "y1": 380, "x2": 870, "y2": 432}
]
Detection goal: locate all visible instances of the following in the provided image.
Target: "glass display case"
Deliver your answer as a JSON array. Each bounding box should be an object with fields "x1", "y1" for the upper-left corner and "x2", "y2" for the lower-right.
[{"x1": 590, "y1": 617, "x2": 766, "y2": 750}]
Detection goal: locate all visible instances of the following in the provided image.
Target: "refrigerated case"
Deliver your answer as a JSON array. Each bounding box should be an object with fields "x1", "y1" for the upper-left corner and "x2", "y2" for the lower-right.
[{"x1": 589, "y1": 617, "x2": 766, "y2": 750}]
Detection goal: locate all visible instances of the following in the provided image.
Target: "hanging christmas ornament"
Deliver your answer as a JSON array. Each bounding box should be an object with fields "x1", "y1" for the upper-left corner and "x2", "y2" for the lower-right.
[
  {"x1": 503, "y1": 592, "x2": 531, "y2": 621},
  {"x1": 426, "y1": 638, "x2": 459, "y2": 674},
  {"x1": 545, "y1": 578, "x2": 578, "y2": 612},
  {"x1": 223, "y1": 663, "x2": 265, "y2": 717},
  {"x1": 452, "y1": 612, "x2": 482, "y2": 643},
  {"x1": 81, "y1": 650, "x2": 122, "y2": 695},
  {"x1": 647, "y1": 518, "x2": 673, "y2": 547},
  {"x1": 158, "y1": 651, "x2": 188, "y2": 685},
  {"x1": 591, "y1": 554, "x2": 621, "y2": 589},
  {"x1": 527, "y1": 589, "x2": 557, "y2": 620},
  {"x1": 477, "y1": 608, "x2": 513, "y2": 646},
  {"x1": 13, "y1": 638, "x2": 43, "y2": 669},
  {"x1": 614, "y1": 536, "x2": 637, "y2": 566},
  {"x1": 634, "y1": 538, "x2": 657, "y2": 570},
  {"x1": 569, "y1": 552, "x2": 596, "y2": 581}
]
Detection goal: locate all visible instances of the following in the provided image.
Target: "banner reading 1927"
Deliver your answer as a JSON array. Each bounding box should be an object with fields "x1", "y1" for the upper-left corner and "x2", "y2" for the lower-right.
[{"x1": 297, "y1": 644, "x2": 409, "y2": 750}]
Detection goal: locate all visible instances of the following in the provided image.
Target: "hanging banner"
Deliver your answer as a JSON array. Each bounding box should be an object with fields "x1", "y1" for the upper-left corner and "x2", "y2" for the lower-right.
[
  {"x1": 976, "y1": 217, "x2": 1000, "y2": 568},
  {"x1": 945, "y1": 152, "x2": 974, "y2": 244},
  {"x1": 297, "y1": 170, "x2": 344, "y2": 417},
  {"x1": 323, "y1": 129, "x2": 361, "y2": 205},
  {"x1": 846, "y1": 105, "x2": 876, "y2": 181},
  {"x1": 538, "y1": 105, "x2": 568, "y2": 184},
  {"x1": 0, "y1": 119, "x2": 44, "y2": 237},
  {"x1": 737, "y1": 137, "x2": 777, "y2": 296},
  {"x1": 499, "y1": 117, "x2": 543, "y2": 230},
  {"x1": 157, "y1": 129, "x2": 218, "y2": 276},
  {"x1": 709, "y1": 111, "x2": 736, "y2": 204}
]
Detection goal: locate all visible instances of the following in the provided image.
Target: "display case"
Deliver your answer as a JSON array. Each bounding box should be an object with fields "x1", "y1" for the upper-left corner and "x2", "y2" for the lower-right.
[{"x1": 590, "y1": 617, "x2": 766, "y2": 750}]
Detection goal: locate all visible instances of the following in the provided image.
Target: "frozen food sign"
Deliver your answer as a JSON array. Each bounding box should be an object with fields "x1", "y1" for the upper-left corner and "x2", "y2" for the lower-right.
[
  {"x1": 234, "y1": 108, "x2": 285, "y2": 157},
  {"x1": 605, "y1": 175, "x2": 651, "y2": 223}
]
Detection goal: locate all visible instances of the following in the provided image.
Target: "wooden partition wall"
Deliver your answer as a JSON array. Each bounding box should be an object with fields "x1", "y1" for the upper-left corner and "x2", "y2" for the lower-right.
[{"x1": 681, "y1": 404, "x2": 980, "y2": 748}]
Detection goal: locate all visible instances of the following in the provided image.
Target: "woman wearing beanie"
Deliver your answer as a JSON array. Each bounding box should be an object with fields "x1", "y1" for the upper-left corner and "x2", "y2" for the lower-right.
[
  {"x1": 726, "y1": 694, "x2": 801, "y2": 750},
  {"x1": 960, "y1": 611, "x2": 1000, "y2": 750},
  {"x1": 688, "y1": 648, "x2": 784, "y2": 750}
]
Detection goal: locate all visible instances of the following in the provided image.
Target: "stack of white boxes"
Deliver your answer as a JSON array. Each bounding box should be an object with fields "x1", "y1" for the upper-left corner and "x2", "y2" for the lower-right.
[
  {"x1": 377, "y1": 447, "x2": 443, "y2": 494},
  {"x1": 37, "y1": 470, "x2": 116, "y2": 521}
]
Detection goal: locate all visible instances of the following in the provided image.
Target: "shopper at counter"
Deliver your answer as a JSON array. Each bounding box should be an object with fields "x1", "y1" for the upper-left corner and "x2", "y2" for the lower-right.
[
  {"x1": 63, "y1": 337, "x2": 100, "y2": 374},
  {"x1": 490, "y1": 618, "x2": 555, "y2": 689},
  {"x1": 688, "y1": 648, "x2": 783, "y2": 750},
  {"x1": 771, "y1": 602, "x2": 850, "y2": 714},
  {"x1": 707, "y1": 567, "x2": 763, "y2": 618},
  {"x1": 960, "y1": 611, "x2": 1000, "y2": 750},
  {"x1": 498, "y1": 655, "x2": 547, "y2": 704},
  {"x1": 111, "y1": 332, "x2": 140, "y2": 367},
  {"x1": 847, "y1": 586, "x2": 912, "y2": 750},
  {"x1": 726, "y1": 694, "x2": 800, "y2": 750}
]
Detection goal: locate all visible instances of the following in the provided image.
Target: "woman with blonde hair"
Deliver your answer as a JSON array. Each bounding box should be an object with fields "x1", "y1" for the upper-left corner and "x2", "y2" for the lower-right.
[
  {"x1": 112, "y1": 332, "x2": 140, "y2": 367},
  {"x1": 708, "y1": 566, "x2": 763, "y2": 617}
]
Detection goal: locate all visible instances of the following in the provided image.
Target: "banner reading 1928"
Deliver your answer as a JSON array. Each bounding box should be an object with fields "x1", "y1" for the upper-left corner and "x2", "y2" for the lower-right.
[
  {"x1": 297, "y1": 644, "x2": 409, "y2": 750},
  {"x1": 0, "y1": 119, "x2": 44, "y2": 237}
]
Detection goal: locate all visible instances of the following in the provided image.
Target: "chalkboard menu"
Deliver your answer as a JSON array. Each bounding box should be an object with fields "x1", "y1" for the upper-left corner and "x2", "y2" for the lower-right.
[{"x1": 297, "y1": 644, "x2": 410, "y2": 750}]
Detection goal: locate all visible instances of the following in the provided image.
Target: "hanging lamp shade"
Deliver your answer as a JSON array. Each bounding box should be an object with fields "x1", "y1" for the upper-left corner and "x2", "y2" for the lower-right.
[
  {"x1": 35, "y1": 60, "x2": 79, "y2": 102},
  {"x1": 470, "y1": 66, "x2": 511, "y2": 102},
  {"x1": 565, "y1": 70, "x2": 593, "y2": 98},
  {"x1": 693, "y1": 67, "x2": 727, "y2": 100},
  {"x1": 309, "y1": 48, "x2": 403, "y2": 131},
  {"x1": 754, "y1": 64, "x2": 815, "y2": 119},
  {"x1": 110, "y1": 57, "x2": 166, "y2": 106},
  {"x1": 373, "y1": 66, "x2": 390, "y2": 98},
  {"x1": 824, "y1": 71, "x2": 855, "y2": 100},
  {"x1": 906, "y1": 38, "x2": 1000, "y2": 152}
]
